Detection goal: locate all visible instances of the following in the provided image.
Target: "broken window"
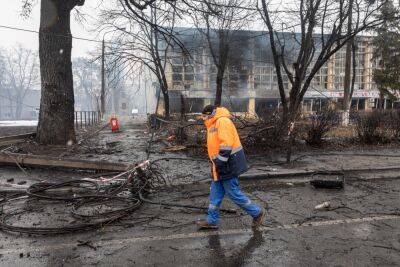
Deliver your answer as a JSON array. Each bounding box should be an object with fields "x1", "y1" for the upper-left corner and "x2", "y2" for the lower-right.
[
  {"x1": 222, "y1": 98, "x2": 249, "y2": 112},
  {"x1": 173, "y1": 74, "x2": 182, "y2": 81},
  {"x1": 172, "y1": 66, "x2": 183, "y2": 72},
  {"x1": 184, "y1": 74, "x2": 194, "y2": 81}
]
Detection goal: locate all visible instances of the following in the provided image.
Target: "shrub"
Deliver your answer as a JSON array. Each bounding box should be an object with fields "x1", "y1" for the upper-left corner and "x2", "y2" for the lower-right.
[
  {"x1": 384, "y1": 109, "x2": 400, "y2": 141},
  {"x1": 243, "y1": 110, "x2": 288, "y2": 150},
  {"x1": 305, "y1": 109, "x2": 339, "y2": 146},
  {"x1": 355, "y1": 110, "x2": 387, "y2": 144},
  {"x1": 393, "y1": 110, "x2": 400, "y2": 140}
]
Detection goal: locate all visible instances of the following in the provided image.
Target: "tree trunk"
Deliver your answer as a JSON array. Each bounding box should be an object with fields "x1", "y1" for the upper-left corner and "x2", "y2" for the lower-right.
[
  {"x1": 378, "y1": 92, "x2": 385, "y2": 109},
  {"x1": 214, "y1": 70, "x2": 223, "y2": 106},
  {"x1": 285, "y1": 98, "x2": 302, "y2": 163},
  {"x1": 37, "y1": 0, "x2": 76, "y2": 145},
  {"x1": 112, "y1": 86, "x2": 120, "y2": 114},
  {"x1": 341, "y1": 0, "x2": 354, "y2": 126},
  {"x1": 162, "y1": 88, "x2": 170, "y2": 118},
  {"x1": 15, "y1": 101, "x2": 23, "y2": 119}
]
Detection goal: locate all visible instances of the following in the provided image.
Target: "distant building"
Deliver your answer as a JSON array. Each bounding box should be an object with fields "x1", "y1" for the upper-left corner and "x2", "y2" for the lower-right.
[{"x1": 160, "y1": 28, "x2": 399, "y2": 116}]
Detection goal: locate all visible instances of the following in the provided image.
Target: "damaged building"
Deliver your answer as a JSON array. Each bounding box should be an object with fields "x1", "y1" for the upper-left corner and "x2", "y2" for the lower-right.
[{"x1": 159, "y1": 28, "x2": 399, "y2": 116}]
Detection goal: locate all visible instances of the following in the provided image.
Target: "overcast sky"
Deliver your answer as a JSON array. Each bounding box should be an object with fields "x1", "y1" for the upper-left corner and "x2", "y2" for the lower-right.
[{"x1": 0, "y1": 1, "x2": 99, "y2": 57}]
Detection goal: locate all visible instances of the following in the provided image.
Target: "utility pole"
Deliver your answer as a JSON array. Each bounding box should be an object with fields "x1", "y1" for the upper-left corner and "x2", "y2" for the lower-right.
[
  {"x1": 144, "y1": 75, "x2": 148, "y2": 114},
  {"x1": 342, "y1": 0, "x2": 354, "y2": 126},
  {"x1": 100, "y1": 38, "x2": 105, "y2": 117}
]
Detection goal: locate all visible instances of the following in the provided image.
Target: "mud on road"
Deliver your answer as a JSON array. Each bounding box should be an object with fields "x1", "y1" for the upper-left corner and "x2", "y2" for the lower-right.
[
  {"x1": 0, "y1": 165, "x2": 399, "y2": 266},
  {"x1": 1, "y1": 121, "x2": 400, "y2": 266}
]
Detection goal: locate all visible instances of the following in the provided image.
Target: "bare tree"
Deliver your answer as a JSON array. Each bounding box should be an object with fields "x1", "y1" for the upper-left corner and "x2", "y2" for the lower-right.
[
  {"x1": 72, "y1": 57, "x2": 101, "y2": 111},
  {"x1": 341, "y1": 0, "x2": 355, "y2": 125},
  {"x1": 190, "y1": 0, "x2": 253, "y2": 106},
  {"x1": 22, "y1": 0, "x2": 85, "y2": 144},
  {"x1": 35, "y1": 0, "x2": 87, "y2": 145},
  {"x1": 259, "y1": 0, "x2": 387, "y2": 161},
  {"x1": 372, "y1": 0, "x2": 400, "y2": 107},
  {"x1": 100, "y1": 0, "x2": 179, "y2": 118},
  {"x1": 2, "y1": 45, "x2": 39, "y2": 119},
  {"x1": 105, "y1": 54, "x2": 127, "y2": 114},
  {"x1": 18, "y1": 0, "x2": 186, "y2": 144},
  {"x1": 0, "y1": 49, "x2": 7, "y2": 119}
]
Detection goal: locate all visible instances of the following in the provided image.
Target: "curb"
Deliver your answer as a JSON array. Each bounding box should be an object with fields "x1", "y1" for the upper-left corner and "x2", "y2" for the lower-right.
[{"x1": 240, "y1": 165, "x2": 400, "y2": 180}]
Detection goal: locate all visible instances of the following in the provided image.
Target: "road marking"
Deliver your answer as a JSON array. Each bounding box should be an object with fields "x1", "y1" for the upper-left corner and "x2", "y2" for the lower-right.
[{"x1": 0, "y1": 214, "x2": 399, "y2": 254}]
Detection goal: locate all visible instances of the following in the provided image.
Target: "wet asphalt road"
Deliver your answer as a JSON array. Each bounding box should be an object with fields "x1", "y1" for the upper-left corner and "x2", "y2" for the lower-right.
[{"x1": 0, "y1": 168, "x2": 399, "y2": 267}]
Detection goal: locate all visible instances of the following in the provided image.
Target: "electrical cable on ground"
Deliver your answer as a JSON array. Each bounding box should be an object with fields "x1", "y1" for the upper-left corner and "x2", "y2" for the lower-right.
[
  {"x1": 0, "y1": 154, "x2": 228, "y2": 235},
  {"x1": 0, "y1": 162, "x2": 149, "y2": 235}
]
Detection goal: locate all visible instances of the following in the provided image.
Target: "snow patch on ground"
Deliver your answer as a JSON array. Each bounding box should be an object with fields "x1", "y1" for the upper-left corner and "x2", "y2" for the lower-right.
[{"x1": 0, "y1": 120, "x2": 38, "y2": 127}]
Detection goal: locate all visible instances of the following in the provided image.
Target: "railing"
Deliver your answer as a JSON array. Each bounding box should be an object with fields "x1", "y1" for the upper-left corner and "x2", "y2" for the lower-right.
[{"x1": 74, "y1": 111, "x2": 102, "y2": 129}]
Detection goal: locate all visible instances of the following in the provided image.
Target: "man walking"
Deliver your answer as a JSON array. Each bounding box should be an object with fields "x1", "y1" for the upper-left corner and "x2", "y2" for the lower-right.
[{"x1": 197, "y1": 105, "x2": 265, "y2": 230}]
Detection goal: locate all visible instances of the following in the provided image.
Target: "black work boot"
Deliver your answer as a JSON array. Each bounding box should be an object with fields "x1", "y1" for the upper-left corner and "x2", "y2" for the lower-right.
[
  {"x1": 252, "y1": 208, "x2": 266, "y2": 229},
  {"x1": 196, "y1": 220, "x2": 218, "y2": 230}
]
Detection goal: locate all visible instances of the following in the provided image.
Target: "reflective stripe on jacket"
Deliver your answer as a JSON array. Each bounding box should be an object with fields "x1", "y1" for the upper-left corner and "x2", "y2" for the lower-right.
[{"x1": 204, "y1": 107, "x2": 248, "y2": 181}]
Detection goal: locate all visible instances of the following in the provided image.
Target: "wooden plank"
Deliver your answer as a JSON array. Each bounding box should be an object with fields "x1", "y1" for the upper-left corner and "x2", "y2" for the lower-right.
[
  {"x1": 0, "y1": 133, "x2": 36, "y2": 147},
  {"x1": 0, "y1": 133, "x2": 36, "y2": 142},
  {"x1": 0, "y1": 140, "x2": 25, "y2": 147},
  {"x1": 0, "y1": 152, "x2": 128, "y2": 172}
]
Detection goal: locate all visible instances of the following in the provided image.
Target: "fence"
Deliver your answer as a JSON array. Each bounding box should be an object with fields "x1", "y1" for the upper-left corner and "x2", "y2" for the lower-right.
[{"x1": 74, "y1": 111, "x2": 102, "y2": 129}]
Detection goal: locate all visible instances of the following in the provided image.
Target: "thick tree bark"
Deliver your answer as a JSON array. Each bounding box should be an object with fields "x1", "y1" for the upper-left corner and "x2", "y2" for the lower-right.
[
  {"x1": 214, "y1": 70, "x2": 224, "y2": 106},
  {"x1": 162, "y1": 88, "x2": 170, "y2": 118},
  {"x1": 37, "y1": 0, "x2": 81, "y2": 145},
  {"x1": 284, "y1": 91, "x2": 303, "y2": 163}
]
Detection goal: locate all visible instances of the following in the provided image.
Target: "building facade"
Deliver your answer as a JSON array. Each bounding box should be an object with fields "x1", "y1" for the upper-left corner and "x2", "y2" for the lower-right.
[{"x1": 161, "y1": 28, "x2": 398, "y2": 116}]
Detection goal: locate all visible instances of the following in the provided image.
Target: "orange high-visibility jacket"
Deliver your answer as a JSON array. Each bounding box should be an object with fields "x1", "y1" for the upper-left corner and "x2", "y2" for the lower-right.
[{"x1": 204, "y1": 107, "x2": 248, "y2": 181}]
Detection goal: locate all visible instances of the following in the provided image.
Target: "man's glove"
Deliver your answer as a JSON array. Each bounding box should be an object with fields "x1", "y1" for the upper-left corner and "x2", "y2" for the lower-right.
[{"x1": 214, "y1": 157, "x2": 229, "y2": 176}]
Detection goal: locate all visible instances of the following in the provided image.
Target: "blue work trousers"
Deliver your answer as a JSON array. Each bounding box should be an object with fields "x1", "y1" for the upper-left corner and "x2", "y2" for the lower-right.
[{"x1": 207, "y1": 177, "x2": 261, "y2": 225}]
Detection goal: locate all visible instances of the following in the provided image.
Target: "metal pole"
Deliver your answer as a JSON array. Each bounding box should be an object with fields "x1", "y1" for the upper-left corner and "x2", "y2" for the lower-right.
[
  {"x1": 84, "y1": 111, "x2": 87, "y2": 128},
  {"x1": 144, "y1": 75, "x2": 148, "y2": 114},
  {"x1": 101, "y1": 38, "x2": 105, "y2": 116}
]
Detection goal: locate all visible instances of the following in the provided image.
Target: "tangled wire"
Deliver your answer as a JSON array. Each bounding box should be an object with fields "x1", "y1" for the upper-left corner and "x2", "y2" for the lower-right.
[
  {"x1": 0, "y1": 161, "x2": 164, "y2": 235},
  {"x1": 0, "y1": 160, "x2": 236, "y2": 235}
]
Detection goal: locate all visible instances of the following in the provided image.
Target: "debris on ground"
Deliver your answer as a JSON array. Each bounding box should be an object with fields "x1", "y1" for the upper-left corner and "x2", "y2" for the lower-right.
[
  {"x1": 1, "y1": 117, "x2": 400, "y2": 266},
  {"x1": 314, "y1": 201, "x2": 331, "y2": 210},
  {"x1": 77, "y1": 240, "x2": 97, "y2": 250},
  {"x1": 0, "y1": 152, "x2": 129, "y2": 172},
  {"x1": 310, "y1": 172, "x2": 345, "y2": 189},
  {"x1": 310, "y1": 179, "x2": 344, "y2": 189},
  {"x1": 163, "y1": 145, "x2": 186, "y2": 152},
  {"x1": 0, "y1": 161, "x2": 158, "y2": 235}
]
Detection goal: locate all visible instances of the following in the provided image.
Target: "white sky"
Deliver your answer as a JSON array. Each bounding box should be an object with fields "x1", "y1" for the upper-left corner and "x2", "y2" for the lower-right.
[{"x1": 0, "y1": 1, "x2": 100, "y2": 57}]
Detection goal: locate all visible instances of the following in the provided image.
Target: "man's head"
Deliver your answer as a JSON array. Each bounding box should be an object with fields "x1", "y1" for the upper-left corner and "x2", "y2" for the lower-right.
[{"x1": 201, "y1": 105, "x2": 217, "y2": 121}]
